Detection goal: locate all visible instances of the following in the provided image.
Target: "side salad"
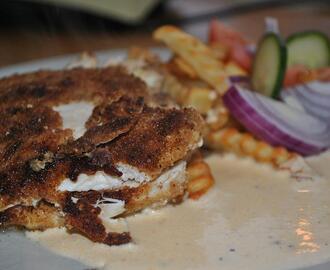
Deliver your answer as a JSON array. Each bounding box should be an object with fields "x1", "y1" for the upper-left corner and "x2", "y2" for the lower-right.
[{"x1": 208, "y1": 18, "x2": 330, "y2": 156}]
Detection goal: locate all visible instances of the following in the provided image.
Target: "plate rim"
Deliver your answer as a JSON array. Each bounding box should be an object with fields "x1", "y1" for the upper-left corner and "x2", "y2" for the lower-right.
[{"x1": 0, "y1": 47, "x2": 170, "y2": 78}]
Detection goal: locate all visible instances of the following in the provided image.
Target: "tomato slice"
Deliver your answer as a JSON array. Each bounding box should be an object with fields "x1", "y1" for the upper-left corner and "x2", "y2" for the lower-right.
[
  {"x1": 230, "y1": 44, "x2": 252, "y2": 72},
  {"x1": 208, "y1": 19, "x2": 248, "y2": 46},
  {"x1": 283, "y1": 65, "x2": 316, "y2": 87},
  {"x1": 208, "y1": 19, "x2": 252, "y2": 72}
]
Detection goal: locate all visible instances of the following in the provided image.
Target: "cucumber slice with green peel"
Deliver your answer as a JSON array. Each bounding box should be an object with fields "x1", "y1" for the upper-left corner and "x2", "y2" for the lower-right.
[
  {"x1": 287, "y1": 31, "x2": 330, "y2": 69},
  {"x1": 251, "y1": 33, "x2": 287, "y2": 98}
]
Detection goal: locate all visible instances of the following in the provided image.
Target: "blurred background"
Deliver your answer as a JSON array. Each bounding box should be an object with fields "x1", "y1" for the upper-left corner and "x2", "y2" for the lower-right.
[{"x1": 0, "y1": 0, "x2": 329, "y2": 67}]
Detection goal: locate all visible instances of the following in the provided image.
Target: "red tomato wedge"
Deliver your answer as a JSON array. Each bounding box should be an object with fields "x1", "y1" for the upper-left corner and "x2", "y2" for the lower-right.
[
  {"x1": 230, "y1": 44, "x2": 253, "y2": 71},
  {"x1": 316, "y1": 67, "x2": 330, "y2": 82},
  {"x1": 283, "y1": 65, "x2": 316, "y2": 87},
  {"x1": 208, "y1": 19, "x2": 253, "y2": 72},
  {"x1": 208, "y1": 19, "x2": 248, "y2": 46}
]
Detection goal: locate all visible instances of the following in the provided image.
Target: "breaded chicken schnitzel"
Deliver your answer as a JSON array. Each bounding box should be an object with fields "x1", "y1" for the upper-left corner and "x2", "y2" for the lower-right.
[{"x1": 0, "y1": 66, "x2": 204, "y2": 245}]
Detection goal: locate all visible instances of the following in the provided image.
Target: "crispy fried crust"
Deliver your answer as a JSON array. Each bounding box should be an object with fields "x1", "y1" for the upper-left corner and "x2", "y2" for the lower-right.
[
  {"x1": 0, "y1": 105, "x2": 203, "y2": 207},
  {"x1": 108, "y1": 106, "x2": 203, "y2": 178},
  {"x1": 0, "y1": 161, "x2": 187, "y2": 245},
  {"x1": 60, "y1": 96, "x2": 145, "y2": 156},
  {"x1": 0, "y1": 67, "x2": 204, "y2": 245},
  {"x1": 0, "y1": 201, "x2": 64, "y2": 230},
  {"x1": 0, "y1": 67, "x2": 148, "y2": 107}
]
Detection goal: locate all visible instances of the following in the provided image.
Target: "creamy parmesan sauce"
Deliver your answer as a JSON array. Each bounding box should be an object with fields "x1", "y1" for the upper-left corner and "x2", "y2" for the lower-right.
[{"x1": 27, "y1": 152, "x2": 330, "y2": 270}]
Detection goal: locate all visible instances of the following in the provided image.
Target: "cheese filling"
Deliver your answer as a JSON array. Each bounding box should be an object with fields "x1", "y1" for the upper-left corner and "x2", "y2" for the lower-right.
[
  {"x1": 53, "y1": 101, "x2": 94, "y2": 139},
  {"x1": 94, "y1": 197, "x2": 126, "y2": 219},
  {"x1": 58, "y1": 161, "x2": 186, "y2": 193},
  {"x1": 58, "y1": 163, "x2": 151, "y2": 192}
]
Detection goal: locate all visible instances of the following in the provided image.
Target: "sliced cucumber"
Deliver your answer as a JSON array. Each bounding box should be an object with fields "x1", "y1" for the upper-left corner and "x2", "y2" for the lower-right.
[
  {"x1": 287, "y1": 31, "x2": 330, "y2": 68},
  {"x1": 251, "y1": 33, "x2": 287, "y2": 98}
]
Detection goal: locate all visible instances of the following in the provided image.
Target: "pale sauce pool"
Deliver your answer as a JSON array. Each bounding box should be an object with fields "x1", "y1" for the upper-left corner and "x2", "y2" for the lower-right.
[{"x1": 27, "y1": 152, "x2": 330, "y2": 270}]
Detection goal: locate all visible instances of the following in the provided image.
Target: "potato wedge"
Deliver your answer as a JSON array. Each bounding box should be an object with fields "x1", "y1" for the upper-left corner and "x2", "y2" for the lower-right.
[
  {"x1": 154, "y1": 25, "x2": 229, "y2": 94},
  {"x1": 224, "y1": 61, "x2": 248, "y2": 76},
  {"x1": 173, "y1": 57, "x2": 199, "y2": 79},
  {"x1": 184, "y1": 87, "x2": 214, "y2": 114}
]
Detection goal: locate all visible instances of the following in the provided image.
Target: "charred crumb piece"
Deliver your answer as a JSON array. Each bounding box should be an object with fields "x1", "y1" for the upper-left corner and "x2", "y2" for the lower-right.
[
  {"x1": 30, "y1": 84, "x2": 47, "y2": 98},
  {"x1": 66, "y1": 191, "x2": 101, "y2": 205},
  {"x1": 4, "y1": 106, "x2": 29, "y2": 116},
  {"x1": 66, "y1": 155, "x2": 122, "y2": 182},
  {"x1": 59, "y1": 77, "x2": 75, "y2": 87},
  {"x1": 0, "y1": 83, "x2": 47, "y2": 103},
  {"x1": 104, "y1": 232, "x2": 131, "y2": 246},
  {"x1": 63, "y1": 194, "x2": 131, "y2": 245},
  {"x1": 2, "y1": 141, "x2": 22, "y2": 160},
  {"x1": 29, "y1": 152, "x2": 54, "y2": 172},
  {"x1": 67, "y1": 190, "x2": 132, "y2": 210},
  {"x1": 0, "y1": 211, "x2": 10, "y2": 225},
  {"x1": 89, "y1": 149, "x2": 113, "y2": 167},
  {"x1": 24, "y1": 159, "x2": 58, "y2": 183}
]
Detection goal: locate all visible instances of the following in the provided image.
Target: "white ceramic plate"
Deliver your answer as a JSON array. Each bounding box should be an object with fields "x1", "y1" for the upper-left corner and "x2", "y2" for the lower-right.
[{"x1": 0, "y1": 50, "x2": 329, "y2": 270}]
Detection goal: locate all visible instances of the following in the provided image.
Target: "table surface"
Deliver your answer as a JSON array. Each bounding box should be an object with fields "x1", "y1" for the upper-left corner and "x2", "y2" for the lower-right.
[{"x1": 0, "y1": 3, "x2": 329, "y2": 68}]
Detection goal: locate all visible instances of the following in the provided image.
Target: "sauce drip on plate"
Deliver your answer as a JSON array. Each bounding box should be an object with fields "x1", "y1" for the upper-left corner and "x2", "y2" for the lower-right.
[{"x1": 27, "y1": 152, "x2": 330, "y2": 270}]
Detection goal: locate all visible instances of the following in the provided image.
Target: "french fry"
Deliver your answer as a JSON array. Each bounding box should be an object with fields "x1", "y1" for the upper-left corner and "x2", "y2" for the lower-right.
[
  {"x1": 166, "y1": 56, "x2": 198, "y2": 80},
  {"x1": 206, "y1": 127, "x2": 295, "y2": 166},
  {"x1": 163, "y1": 71, "x2": 230, "y2": 128},
  {"x1": 162, "y1": 73, "x2": 189, "y2": 104},
  {"x1": 224, "y1": 61, "x2": 248, "y2": 76},
  {"x1": 173, "y1": 57, "x2": 199, "y2": 79},
  {"x1": 187, "y1": 159, "x2": 214, "y2": 200},
  {"x1": 183, "y1": 87, "x2": 214, "y2": 114},
  {"x1": 153, "y1": 25, "x2": 229, "y2": 94}
]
